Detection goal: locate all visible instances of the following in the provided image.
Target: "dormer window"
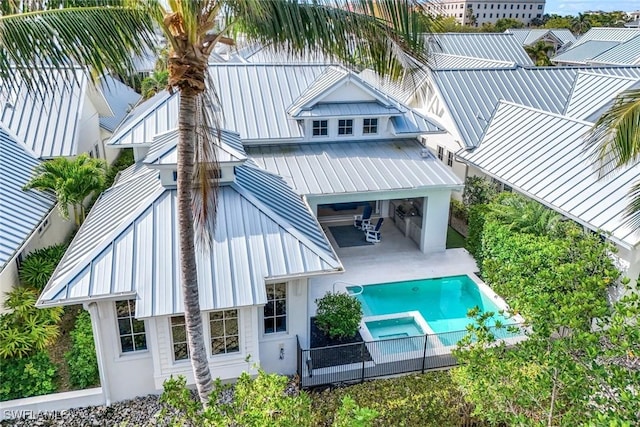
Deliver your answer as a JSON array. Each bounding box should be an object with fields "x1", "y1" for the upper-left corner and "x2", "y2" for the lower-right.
[
  {"x1": 363, "y1": 118, "x2": 378, "y2": 134},
  {"x1": 312, "y1": 120, "x2": 328, "y2": 136},
  {"x1": 338, "y1": 119, "x2": 353, "y2": 136}
]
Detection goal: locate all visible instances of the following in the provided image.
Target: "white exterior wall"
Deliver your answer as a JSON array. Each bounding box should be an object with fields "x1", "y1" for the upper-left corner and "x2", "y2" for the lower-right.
[
  {"x1": 77, "y1": 95, "x2": 116, "y2": 164},
  {"x1": 421, "y1": 190, "x2": 454, "y2": 253},
  {"x1": 259, "y1": 279, "x2": 308, "y2": 373}
]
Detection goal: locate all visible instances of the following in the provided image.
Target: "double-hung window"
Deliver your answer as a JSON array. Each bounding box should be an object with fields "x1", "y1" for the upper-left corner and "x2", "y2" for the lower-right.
[
  {"x1": 171, "y1": 316, "x2": 189, "y2": 361},
  {"x1": 210, "y1": 310, "x2": 240, "y2": 355},
  {"x1": 312, "y1": 120, "x2": 328, "y2": 136},
  {"x1": 437, "y1": 145, "x2": 444, "y2": 161},
  {"x1": 338, "y1": 119, "x2": 353, "y2": 136},
  {"x1": 264, "y1": 283, "x2": 287, "y2": 334},
  {"x1": 116, "y1": 300, "x2": 147, "y2": 353},
  {"x1": 447, "y1": 151, "x2": 454, "y2": 167},
  {"x1": 362, "y1": 118, "x2": 378, "y2": 134}
]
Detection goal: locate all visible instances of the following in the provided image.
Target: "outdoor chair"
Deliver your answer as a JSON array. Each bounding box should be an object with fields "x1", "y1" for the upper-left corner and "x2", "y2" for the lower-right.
[
  {"x1": 353, "y1": 204, "x2": 373, "y2": 230},
  {"x1": 364, "y1": 218, "x2": 384, "y2": 243}
]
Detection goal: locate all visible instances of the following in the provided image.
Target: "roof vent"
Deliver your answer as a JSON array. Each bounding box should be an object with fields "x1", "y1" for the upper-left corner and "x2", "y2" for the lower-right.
[{"x1": 420, "y1": 148, "x2": 430, "y2": 158}]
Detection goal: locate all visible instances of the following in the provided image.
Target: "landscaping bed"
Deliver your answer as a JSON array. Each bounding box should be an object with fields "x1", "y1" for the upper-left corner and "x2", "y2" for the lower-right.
[{"x1": 310, "y1": 317, "x2": 372, "y2": 369}]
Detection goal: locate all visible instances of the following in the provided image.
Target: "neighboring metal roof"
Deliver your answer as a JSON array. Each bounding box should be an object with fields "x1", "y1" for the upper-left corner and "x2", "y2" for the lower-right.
[
  {"x1": 0, "y1": 125, "x2": 57, "y2": 270},
  {"x1": 294, "y1": 102, "x2": 404, "y2": 118},
  {"x1": 552, "y1": 40, "x2": 620, "y2": 64},
  {"x1": 564, "y1": 72, "x2": 639, "y2": 121},
  {"x1": 0, "y1": 70, "x2": 87, "y2": 158},
  {"x1": 589, "y1": 35, "x2": 640, "y2": 66},
  {"x1": 571, "y1": 27, "x2": 640, "y2": 47},
  {"x1": 458, "y1": 101, "x2": 640, "y2": 249},
  {"x1": 428, "y1": 53, "x2": 515, "y2": 69},
  {"x1": 431, "y1": 66, "x2": 640, "y2": 148},
  {"x1": 143, "y1": 129, "x2": 247, "y2": 165},
  {"x1": 505, "y1": 29, "x2": 576, "y2": 46},
  {"x1": 426, "y1": 33, "x2": 533, "y2": 66},
  {"x1": 247, "y1": 139, "x2": 462, "y2": 197},
  {"x1": 37, "y1": 162, "x2": 342, "y2": 316},
  {"x1": 98, "y1": 76, "x2": 142, "y2": 133},
  {"x1": 108, "y1": 90, "x2": 179, "y2": 146}
]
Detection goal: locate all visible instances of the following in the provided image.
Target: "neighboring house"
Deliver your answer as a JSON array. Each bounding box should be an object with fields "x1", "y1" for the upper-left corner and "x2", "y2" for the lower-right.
[
  {"x1": 505, "y1": 28, "x2": 576, "y2": 53},
  {"x1": 0, "y1": 125, "x2": 67, "y2": 306},
  {"x1": 552, "y1": 27, "x2": 640, "y2": 66},
  {"x1": 425, "y1": 33, "x2": 533, "y2": 66},
  {"x1": 456, "y1": 101, "x2": 640, "y2": 293},
  {"x1": 36, "y1": 63, "x2": 462, "y2": 402},
  {"x1": 423, "y1": 0, "x2": 545, "y2": 27},
  {"x1": 97, "y1": 75, "x2": 142, "y2": 145}
]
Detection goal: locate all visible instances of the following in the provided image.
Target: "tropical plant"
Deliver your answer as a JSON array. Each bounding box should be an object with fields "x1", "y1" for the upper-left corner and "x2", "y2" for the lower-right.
[
  {"x1": 493, "y1": 18, "x2": 524, "y2": 32},
  {"x1": 65, "y1": 310, "x2": 100, "y2": 389},
  {"x1": 18, "y1": 244, "x2": 67, "y2": 291},
  {"x1": 23, "y1": 154, "x2": 107, "y2": 226},
  {"x1": 0, "y1": 351, "x2": 57, "y2": 401},
  {"x1": 487, "y1": 193, "x2": 562, "y2": 236},
  {"x1": 571, "y1": 13, "x2": 591, "y2": 35},
  {"x1": 525, "y1": 40, "x2": 554, "y2": 66},
  {"x1": 315, "y1": 292, "x2": 363, "y2": 339},
  {"x1": 141, "y1": 69, "x2": 169, "y2": 99},
  {"x1": 3, "y1": 0, "x2": 434, "y2": 404},
  {"x1": 462, "y1": 175, "x2": 498, "y2": 208},
  {"x1": 585, "y1": 88, "x2": 640, "y2": 230}
]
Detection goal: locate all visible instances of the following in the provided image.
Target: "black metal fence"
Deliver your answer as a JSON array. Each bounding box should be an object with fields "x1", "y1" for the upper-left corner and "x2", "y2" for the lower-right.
[{"x1": 296, "y1": 325, "x2": 523, "y2": 388}]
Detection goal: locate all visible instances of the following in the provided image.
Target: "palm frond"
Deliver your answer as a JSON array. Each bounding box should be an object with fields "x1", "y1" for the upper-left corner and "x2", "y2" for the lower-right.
[
  {"x1": 584, "y1": 88, "x2": 640, "y2": 178},
  {"x1": 624, "y1": 181, "x2": 640, "y2": 231},
  {"x1": 0, "y1": 3, "x2": 157, "y2": 94}
]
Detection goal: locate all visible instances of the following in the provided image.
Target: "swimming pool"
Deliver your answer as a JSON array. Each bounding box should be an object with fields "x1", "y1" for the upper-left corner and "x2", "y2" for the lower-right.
[{"x1": 347, "y1": 275, "x2": 518, "y2": 341}]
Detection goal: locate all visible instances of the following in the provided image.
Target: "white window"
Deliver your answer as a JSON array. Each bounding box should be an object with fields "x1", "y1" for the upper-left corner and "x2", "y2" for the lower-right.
[
  {"x1": 338, "y1": 119, "x2": 353, "y2": 136},
  {"x1": 312, "y1": 120, "x2": 328, "y2": 136},
  {"x1": 362, "y1": 118, "x2": 378, "y2": 134},
  {"x1": 437, "y1": 145, "x2": 444, "y2": 161},
  {"x1": 447, "y1": 151, "x2": 454, "y2": 167},
  {"x1": 116, "y1": 300, "x2": 147, "y2": 353},
  {"x1": 37, "y1": 217, "x2": 50, "y2": 235},
  {"x1": 209, "y1": 310, "x2": 240, "y2": 355},
  {"x1": 170, "y1": 316, "x2": 189, "y2": 361},
  {"x1": 264, "y1": 283, "x2": 287, "y2": 334}
]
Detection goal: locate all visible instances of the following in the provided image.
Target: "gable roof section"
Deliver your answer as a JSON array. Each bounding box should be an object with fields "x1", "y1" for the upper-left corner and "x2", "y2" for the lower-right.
[
  {"x1": 427, "y1": 33, "x2": 533, "y2": 66},
  {"x1": 589, "y1": 35, "x2": 640, "y2": 66},
  {"x1": 552, "y1": 40, "x2": 620, "y2": 64},
  {"x1": 505, "y1": 29, "x2": 576, "y2": 46},
  {"x1": 0, "y1": 125, "x2": 57, "y2": 270},
  {"x1": 37, "y1": 162, "x2": 341, "y2": 316},
  {"x1": 431, "y1": 66, "x2": 640, "y2": 148},
  {"x1": 143, "y1": 129, "x2": 247, "y2": 165},
  {"x1": 247, "y1": 139, "x2": 462, "y2": 197},
  {"x1": 428, "y1": 53, "x2": 515, "y2": 69},
  {"x1": 564, "y1": 72, "x2": 639, "y2": 120},
  {"x1": 108, "y1": 90, "x2": 179, "y2": 146},
  {"x1": 458, "y1": 101, "x2": 640, "y2": 249},
  {"x1": 571, "y1": 27, "x2": 640, "y2": 47},
  {"x1": 98, "y1": 76, "x2": 142, "y2": 133},
  {"x1": 0, "y1": 70, "x2": 87, "y2": 158}
]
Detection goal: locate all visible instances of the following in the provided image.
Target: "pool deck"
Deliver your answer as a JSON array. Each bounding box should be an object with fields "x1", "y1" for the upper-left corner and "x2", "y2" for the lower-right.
[{"x1": 310, "y1": 220, "x2": 478, "y2": 316}]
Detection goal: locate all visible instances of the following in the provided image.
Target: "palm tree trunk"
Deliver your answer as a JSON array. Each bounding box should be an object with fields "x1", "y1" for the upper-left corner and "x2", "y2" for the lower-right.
[{"x1": 177, "y1": 89, "x2": 213, "y2": 404}]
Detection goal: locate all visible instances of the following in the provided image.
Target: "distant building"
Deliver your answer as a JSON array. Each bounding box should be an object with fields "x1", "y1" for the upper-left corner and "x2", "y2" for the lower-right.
[{"x1": 424, "y1": 0, "x2": 545, "y2": 27}]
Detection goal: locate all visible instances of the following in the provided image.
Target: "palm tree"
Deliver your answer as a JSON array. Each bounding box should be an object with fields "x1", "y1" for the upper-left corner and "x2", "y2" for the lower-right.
[
  {"x1": 23, "y1": 154, "x2": 107, "y2": 226},
  {"x1": 585, "y1": 89, "x2": 640, "y2": 230},
  {"x1": 141, "y1": 69, "x2": 169, "y2": 99},
  {"x1": 2, "y1": 0, "x2": 433, "y2": 404},
  {"x1": 524, "y1": 41, "x2": 554, "y2": 66},
  {"x1": 571, "y1": 13, "x2": 591, "y2": 35},
  {"x1": 489, "y1": 194, "x2": 562, "y2": 236}
]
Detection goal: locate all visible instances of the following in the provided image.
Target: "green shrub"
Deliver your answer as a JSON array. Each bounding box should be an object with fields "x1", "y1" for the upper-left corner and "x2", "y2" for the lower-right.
[
  {"x1": 0, "y1": 351, "x2": 57, "y2": 401},
  {"x1": 18, "y1": 244, "x2": 67, "y2": 291},
  {"x1": 65, "y1": 310, "x2": 99, "y2": 388},
  {"x1": 466, "y1": 204, "x2": 488, "y2": 266},
  {"x1": 0, "y1": 287, "x2": 62, "y2": 359},
  {"x1": 105, "y1": 148, "x2": 135, "y2": 188},
  {"x1": 315, "y1": 292, "x2": 363, "y2": 339},
  {"x1": 449, "y1": 198, "x2": 468, "y2": 221},
  {"x1": 462, "y1": 176, "x2": 498, "y2": 208}
]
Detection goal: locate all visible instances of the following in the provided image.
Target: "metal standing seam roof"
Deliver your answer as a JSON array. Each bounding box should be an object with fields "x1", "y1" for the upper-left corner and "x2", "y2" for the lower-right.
[
  {"x1": 143, "y1": 129, "x2": 247, "y2": 165},
  {"x1": 108, "y1": 90, "x2": 179, "y2": 146},
  {"x1": 564, "y1": 72, "x2": 639, "y2": 121},
  {"x1": 505, "y1": 29, "x2": 577, "y2": 46},
  {"x1": 431, "y1": 66, "x2": 640, "y2": 148},
  {"x1": 0, "y1": 125, "x2": 57, "y2": 270},
  {"x1": 98, "y1": 76, "x2": 142, "y2": 133},
  {"x1": 0, "y1": 70, "x2": 87, "y2": 158},
  {"x1": 426, "y1": 33, "x2": 533, "y2": 66},
  {"x1": 458, "y1": 101, "x2": 640, "y2": 249},
  {"x1": 294, "y1": 102, "x2": 404, "y2": 118},
  {"x1": 247, "y1": 139, "x2": 462, "y2": 197},
  {"x1": 37, "y1": 161, "x2": 342, "y2": 317},
  {"x1": 358, "y1": 68, "x2": 429, "y2": 105},
  {"x1": 589, "y1": 35, "x2": 640, "y2": 66},
  {"x1": 428, "y1": 53, "x2": 515, "y2": 69},
  {"x1": 551, "y1": 40, "x2": 620, "y2": 64},
  {"x1": 571, "y1": 27, "x2": 640, "y2": 48}
]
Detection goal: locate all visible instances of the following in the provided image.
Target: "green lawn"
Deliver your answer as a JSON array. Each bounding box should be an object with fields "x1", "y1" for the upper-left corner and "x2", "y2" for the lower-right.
[{"x1": 446, "y1": 226, "x2": 466, "y2": 249}]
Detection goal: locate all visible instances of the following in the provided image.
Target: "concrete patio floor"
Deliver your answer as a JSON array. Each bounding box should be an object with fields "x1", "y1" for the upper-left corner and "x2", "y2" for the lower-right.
[{"x1": 309, "y1": 220, "x2": 479, "y2": 316}]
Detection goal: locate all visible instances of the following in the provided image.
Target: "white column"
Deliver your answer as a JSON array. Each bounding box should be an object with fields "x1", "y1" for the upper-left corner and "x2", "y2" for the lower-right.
[{"x1": 420, "y1": 190, "x2": 451, "y2": 253}]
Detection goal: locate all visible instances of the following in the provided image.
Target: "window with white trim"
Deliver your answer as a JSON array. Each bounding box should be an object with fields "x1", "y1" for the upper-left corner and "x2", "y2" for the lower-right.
[
  {"x1": 447, "y1": 151, "x2": 454, "y2": 167},
  {"x1": 362, "y1": 118, "x2": 378, "y2": 134},
  {"x1": 437, "y1": 145, "x2": 444, "y2": 161},
  {"x1": 170, "y1": 316, "x2": 189, "y2": 361},
  {"x1": 264, "y1": 283, "x2": 287, "y2": 334},
  {"x1": 338, "y1": 119, "x2": 353, "y2": 135},
  {"x1": 312, "y1": 120, "x2": 328, "y2": 136},
  {"x1": 209, "y1": 310, "x2": 240, "y2": 355},
  {"x1": 116, "y1": 300, "x2": 147, "y2": 353}
]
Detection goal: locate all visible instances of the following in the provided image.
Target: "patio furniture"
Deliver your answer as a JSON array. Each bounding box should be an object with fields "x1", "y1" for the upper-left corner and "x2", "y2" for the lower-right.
[
  {"x1": 364, "y1": 218, "x2": 384, "y2": 243},
  {"x1": 353, "y1": 205, "x2": 373, "y2": 230}
]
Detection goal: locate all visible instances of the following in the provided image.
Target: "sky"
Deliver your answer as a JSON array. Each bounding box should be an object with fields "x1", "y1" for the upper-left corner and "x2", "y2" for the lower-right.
[{"x1": 544, "y1": 0, "x2": 640, "y2": 16}]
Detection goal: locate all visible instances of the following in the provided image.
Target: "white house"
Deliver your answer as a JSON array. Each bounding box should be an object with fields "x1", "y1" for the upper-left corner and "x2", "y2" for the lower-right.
[
  {"x1": 504, "y1": 28, "x2": 577, "y2": 53},
  {"x1": 35, "y1": 63, "x2": 462, "y2": 402}
]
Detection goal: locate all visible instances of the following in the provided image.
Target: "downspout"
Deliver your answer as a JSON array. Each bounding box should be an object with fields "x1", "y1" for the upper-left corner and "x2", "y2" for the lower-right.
[{"x1": 86, "y1": 302, "x2": 112, "y2": 406}]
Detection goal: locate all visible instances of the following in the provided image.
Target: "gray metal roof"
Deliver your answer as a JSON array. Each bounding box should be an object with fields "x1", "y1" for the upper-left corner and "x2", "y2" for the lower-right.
[
  {"x1": 505, "y1": 29, "x2": 577, "y2": 46},
  {"x1": 0, "y1": 125, "x2": 57, "y2": 270},
  {"x1": 458, "y1": 101, "x2": 640, "y2": 249},
  {"x1": 0, "y1": 70, "x2": 86, "y2": 158},
  {"x1": 432, "y1": 66, "x2": 640, "y2": 148},
  {"x1": 98, "y1": 76, "x2": 142, "y2": 133},
  {"x1": 552, "y1": 40, "x2": 620, "y2": 64},
  {"x1": 294, "y1": 102, "x2": 404, "y2": 118},
  {"x1": 564, "y1": 72, "x2": 638, "y2": 121},
  {"x1": 247, "y1": 139, "x2": 462, "y2": 197},
  {"x1": 37, "y1": 160, "x2": 341, "y2": 316},
  {"x1": 108, "y1": 90, "x2": 179, "y2": 146},
  {"x1": 428, "y1": 53, "x2": 515, "y2": 69},
  {"x1": 358, "y1": 68, "x2": 429, "y2": 105},
  {"x1": 287, "y1": 66, "x2": 349, "y2": 117},
  {"x1": 571, "y1": 27, "x2": 640, "y2": 47},
  {"x1": 426, "y1": 33, "x2": 533, "y2": 66},
  {"x1": 590, "y1": 35, "x2": 640, "y2": 66}
]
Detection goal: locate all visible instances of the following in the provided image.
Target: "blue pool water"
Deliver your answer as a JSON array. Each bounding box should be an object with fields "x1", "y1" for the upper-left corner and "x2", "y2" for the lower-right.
[
  {"x1": 365, "y1": 317, "x2": 424, "y2": 340},
  {"x1": 348, "y1": 275, "x2": 516, "y2": 341}
]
